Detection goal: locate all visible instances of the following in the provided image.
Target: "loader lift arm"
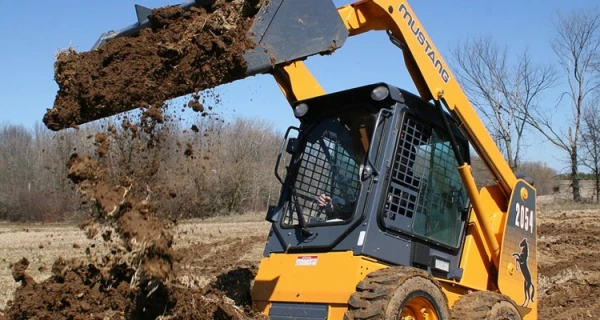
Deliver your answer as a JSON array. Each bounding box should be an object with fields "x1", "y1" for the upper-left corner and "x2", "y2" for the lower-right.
[{"x1": 272, "y1": 0, "x2": 517, "y2": 267}]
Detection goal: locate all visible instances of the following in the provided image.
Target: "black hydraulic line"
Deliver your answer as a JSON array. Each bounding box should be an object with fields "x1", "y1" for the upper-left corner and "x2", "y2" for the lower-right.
[
  {"x1": 273, "y1": 68, "x2": 298, "y2": 102},
  {"x1": 434, "y1": 100, "x2": 465, "y2": 166}
]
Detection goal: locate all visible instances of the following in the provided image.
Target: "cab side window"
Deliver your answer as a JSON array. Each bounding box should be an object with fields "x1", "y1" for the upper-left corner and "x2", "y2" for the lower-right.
[
  {"x1": 382, "y1": 115, "x2": 467, "y2": 248},
  {"x1": 412, "y1": 130, "x2": 467, "y2": 248}
]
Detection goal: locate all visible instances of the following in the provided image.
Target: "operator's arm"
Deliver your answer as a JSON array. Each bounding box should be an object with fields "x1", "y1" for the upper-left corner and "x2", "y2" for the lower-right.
[{"x1": 318, "y1": 193, "x2": 355, "y2": 215}]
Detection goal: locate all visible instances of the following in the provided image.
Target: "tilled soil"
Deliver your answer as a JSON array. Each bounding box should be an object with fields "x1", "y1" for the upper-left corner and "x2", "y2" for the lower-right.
[
  {"x1": 1, "y1": 208, "x2": 600, "y2": 319},
  {"x1": 44, "y1": 0, "x2": 260, "y2": 131},
  {"x1": 537, "y1": 209, "x2": 600, "y2": 319}
]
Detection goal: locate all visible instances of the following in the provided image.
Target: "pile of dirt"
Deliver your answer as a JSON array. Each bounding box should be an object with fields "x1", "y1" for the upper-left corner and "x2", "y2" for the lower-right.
[
  {"x1": 44, "y1": 0, "x2": 261, "y2": 131},
  {"x1": 5, "y1": 257, "x2": 266, "y2": 319}
]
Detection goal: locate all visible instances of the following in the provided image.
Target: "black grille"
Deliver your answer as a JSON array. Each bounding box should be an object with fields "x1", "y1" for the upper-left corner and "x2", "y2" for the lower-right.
[
  {"x1": 383, "y1": 115, "x2": 467, "y2": 247},
  {"x1": 384, "y1": 117, "x2": 430, "y2": 221},
  {"x1": 283, "y1": 131, "x2": 361, "y2": 225}
]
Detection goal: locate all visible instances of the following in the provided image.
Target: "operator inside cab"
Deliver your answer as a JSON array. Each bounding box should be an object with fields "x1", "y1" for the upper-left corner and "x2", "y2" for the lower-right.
[{"x1": 314, "y1": 111, "x2": 374, "y2": 222}]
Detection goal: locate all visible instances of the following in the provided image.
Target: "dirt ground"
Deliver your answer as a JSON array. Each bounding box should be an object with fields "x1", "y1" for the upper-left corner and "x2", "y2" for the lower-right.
[
  {"x1": 537, "y1": 207, "x2": 600, "y2": 319},
  {"x1": 0, "y1": 207, "x2": 599, "y2": 318}
]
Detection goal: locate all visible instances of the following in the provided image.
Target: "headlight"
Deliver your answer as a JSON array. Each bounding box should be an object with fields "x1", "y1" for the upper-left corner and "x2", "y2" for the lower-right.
[
  {"x1": 294, "y1": 103, "x2": 309, "y2": 117},
  {"x1": 370, "y1": 85, "x2": 390, "y2": 101}
]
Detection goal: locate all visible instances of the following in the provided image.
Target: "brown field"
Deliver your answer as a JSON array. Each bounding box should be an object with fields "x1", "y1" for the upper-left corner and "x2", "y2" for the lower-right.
[{"x1": 0, "y1": 207, "x2": 599, "y2": 319}]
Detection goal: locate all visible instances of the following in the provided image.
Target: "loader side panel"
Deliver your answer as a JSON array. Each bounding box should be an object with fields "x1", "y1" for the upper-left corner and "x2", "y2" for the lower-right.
[
  {"x1": 251, "y1": 251, "x2": 388, "y2": 318},
  {"x1": 498, "y1": 180, "x2": 537, "y2": 319}
]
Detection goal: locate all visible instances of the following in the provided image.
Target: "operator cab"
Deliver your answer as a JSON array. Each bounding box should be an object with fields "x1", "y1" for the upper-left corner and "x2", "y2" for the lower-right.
[{"x1": 266, "y1": 83, "x2": 470, "y2": 279}]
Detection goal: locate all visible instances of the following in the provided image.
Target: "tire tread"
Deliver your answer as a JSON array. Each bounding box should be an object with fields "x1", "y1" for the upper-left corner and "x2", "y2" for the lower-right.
[
  {"x1": 451, "y1": 291, "x2": 521, "y2": 320},
  {"x1": 344, "y1": 266, "x2": 448, "y2": 320}
]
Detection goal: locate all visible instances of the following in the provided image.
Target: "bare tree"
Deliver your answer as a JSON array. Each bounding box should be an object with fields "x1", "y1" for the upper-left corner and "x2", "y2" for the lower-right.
[
  {"x1": 526, "y1": 8, "x2": 600, "y2": 201},
  {"x1": 211, "y1": 117, "x2": 280, "y2": 212},
  {"x1": 0, "y1": 124, "x2": 34, "y2": 220},
  {"x1": 581, "y1": 102, "x2": 600, "y2": 202},
  {"x1": 0, "y1": 113, "x2": 284, "y2": 221},
  {"x1": 451, "y1": 36, "x2": 555, "y2": 170}
]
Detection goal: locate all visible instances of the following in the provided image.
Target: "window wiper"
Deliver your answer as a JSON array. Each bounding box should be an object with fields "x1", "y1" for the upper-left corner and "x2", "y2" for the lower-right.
[{"x1": 289, "y1": 186, "x2": 313, "y2": 237}]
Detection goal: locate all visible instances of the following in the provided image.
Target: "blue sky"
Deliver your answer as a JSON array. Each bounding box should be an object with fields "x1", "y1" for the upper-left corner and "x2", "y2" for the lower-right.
[{"x1": 0, "y1": 0, "x2": 597, "y2": 172}]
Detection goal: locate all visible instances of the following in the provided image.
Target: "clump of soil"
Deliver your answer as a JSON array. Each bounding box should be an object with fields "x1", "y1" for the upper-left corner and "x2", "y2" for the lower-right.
[
  {"x1": 10, "y1": 258, "x2": 34, "y2": 287},
  {"x1": 184, "y1": 143, "x2": 194, "y2": 157},
  {"x1": 94, "y1": 132, "x2": 109, "y2": 157},
  {"x1": 189, "y1": 99, "x2": 205, "y2": 113},
  {"x1": 44, "y1": 0, "x2": 262, "y2": 131},
  {"x1": 121, "y1": 119, "x2": 139, "y2": 136},
  {"x1": 66, "y1": 154, "x2": 99, "y2": 183}
]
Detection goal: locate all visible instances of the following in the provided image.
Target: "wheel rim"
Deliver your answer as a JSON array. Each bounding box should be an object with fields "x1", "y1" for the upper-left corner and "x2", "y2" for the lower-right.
[{"x1": 398, "y1": 296, "x2": 439, "y2": 320}]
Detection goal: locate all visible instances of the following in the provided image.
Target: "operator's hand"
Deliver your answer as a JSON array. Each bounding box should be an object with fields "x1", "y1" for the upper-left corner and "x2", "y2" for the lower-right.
[{"x1": 318, "y1": 194, "x2": 332, "y2": 208}]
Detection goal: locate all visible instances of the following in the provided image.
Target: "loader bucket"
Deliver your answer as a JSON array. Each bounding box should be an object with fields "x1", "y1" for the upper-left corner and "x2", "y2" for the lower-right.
[
  {"x1": 44, "y1": 0, "x2": 348, "y2": 131},
  {"x1": 92, "y1": 0, "x2": 348, "y2": 75},
  {"x1": 243, "y1": 0, "x2": 348, "y2": 74}
]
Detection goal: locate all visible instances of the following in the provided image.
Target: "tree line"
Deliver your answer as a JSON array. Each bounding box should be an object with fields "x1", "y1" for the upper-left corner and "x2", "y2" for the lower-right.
[
  {"x1": 0, "y1": 117, "x2": 568, "y2": 223},
  {"x1": 0, "y1": 113, "x2": 562, "y2": 223},
  {"x1": 0, "y1": 116, "x2": 281, "y2": 222}
]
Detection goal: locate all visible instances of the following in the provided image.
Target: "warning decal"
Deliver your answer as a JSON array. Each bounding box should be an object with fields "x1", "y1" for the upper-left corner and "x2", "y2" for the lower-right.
[{"x1": 295, "y1": 256, "x2": 318, "y2": 266}]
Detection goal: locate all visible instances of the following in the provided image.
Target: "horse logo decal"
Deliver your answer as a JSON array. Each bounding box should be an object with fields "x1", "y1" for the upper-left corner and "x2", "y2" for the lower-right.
[{"x1": 512, "y1": 238, "x2": 535, "y2": 307}]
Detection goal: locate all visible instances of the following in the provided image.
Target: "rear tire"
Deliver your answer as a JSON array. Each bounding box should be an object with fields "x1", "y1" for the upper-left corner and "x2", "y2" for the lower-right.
[
  {"x1": 344, "y1": 266, "x2": 450, "y2": 320},
  {"x1": 451, "y1": 291, "x2": 522, "y2": 320}
]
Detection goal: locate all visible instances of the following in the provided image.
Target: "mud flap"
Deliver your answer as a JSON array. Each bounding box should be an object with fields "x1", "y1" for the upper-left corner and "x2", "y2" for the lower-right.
[
  {"x1": 243, "y1": 0, "x2": 348, "y2": 74},
  {"x1": 498, "y1": 180, "x2": 537, "y2": 316}
]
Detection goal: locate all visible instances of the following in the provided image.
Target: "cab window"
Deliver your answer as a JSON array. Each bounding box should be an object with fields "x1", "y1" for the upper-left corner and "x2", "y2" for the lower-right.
[{"x1": 383, "y1": 115, "x2": 467, "y2": 248}]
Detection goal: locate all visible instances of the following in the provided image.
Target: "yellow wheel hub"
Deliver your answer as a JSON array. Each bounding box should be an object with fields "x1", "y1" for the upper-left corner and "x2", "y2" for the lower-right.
[{"x1": 399, "y1": 296, "x2": 439, "y2": 320}]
